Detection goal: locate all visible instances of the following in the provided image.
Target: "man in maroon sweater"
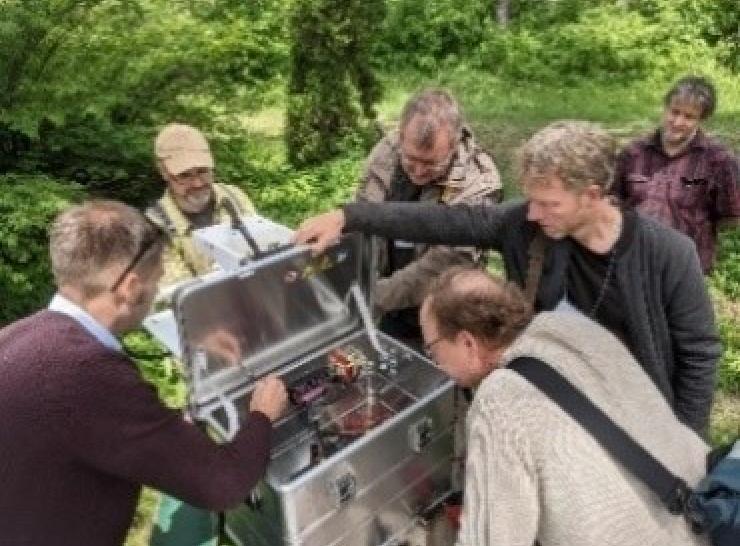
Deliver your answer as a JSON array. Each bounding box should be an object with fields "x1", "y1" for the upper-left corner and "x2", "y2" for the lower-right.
[{"x1": 0, "y1": 200, "x2": 287, "y2": 546}]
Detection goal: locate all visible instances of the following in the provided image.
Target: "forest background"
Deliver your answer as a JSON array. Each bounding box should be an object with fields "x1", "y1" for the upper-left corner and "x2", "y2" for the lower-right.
[{"x1": 0, "y1": 1, "x2": 738, "y2": 543}]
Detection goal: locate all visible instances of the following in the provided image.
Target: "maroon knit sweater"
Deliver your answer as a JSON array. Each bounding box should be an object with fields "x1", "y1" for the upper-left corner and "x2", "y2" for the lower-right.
[{"x1": 0, "y1": 310, "x2": 272, "y2": 546}]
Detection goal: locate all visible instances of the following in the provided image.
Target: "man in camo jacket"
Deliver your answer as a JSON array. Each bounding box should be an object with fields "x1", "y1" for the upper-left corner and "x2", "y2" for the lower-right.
[{"x1": 357, "y1": 89, "x2": 503, "y2": 345}]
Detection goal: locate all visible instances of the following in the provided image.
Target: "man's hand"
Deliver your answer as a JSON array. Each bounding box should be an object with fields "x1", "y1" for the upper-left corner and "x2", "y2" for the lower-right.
[
  {"x1": 249, "y1": 374, "x2": 288, "y2": 423},
  {"x1": 293, "y1": 209, "x2": 346, "y2": 255}
]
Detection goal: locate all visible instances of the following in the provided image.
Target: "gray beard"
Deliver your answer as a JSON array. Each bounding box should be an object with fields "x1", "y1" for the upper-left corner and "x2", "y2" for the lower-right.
[{"x1": 177, "y1": 188, "x2": 213, "y2": 213}]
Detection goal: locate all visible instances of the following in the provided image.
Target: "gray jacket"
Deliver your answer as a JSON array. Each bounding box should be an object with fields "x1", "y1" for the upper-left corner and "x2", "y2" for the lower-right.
[{"x1": 343, "y1": 199, "x2": 721, "y2": 433}]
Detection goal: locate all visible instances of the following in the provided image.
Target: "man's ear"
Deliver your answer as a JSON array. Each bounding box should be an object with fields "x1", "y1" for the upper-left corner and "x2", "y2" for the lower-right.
[
  {"x1": 579, "y1": 184, "x2": 603, "y2": 207},
  {"x1": 113, "y1": 269, "x2": 141, "y2": 304},
  {"x1": 457, "y1": 330, "x2": 477, "y2": 357}
]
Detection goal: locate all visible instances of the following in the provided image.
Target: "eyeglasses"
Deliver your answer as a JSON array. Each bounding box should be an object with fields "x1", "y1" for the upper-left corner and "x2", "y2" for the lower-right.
[
  {"x1": 110, "y1": 223, "x2": 165, "y2": 292},
  {"x1": 400, "y1": 148, "x2": 455, "y2": 172},
  {"x1": 423, "y1": 336, "x2": 444, "y2": 358}
]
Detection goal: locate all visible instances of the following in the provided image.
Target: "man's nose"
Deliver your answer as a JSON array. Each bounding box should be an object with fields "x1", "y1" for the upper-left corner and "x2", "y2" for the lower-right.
[
  {"x1": 190, "y1": 177, "x2": 209, "y2": 189},
  {"x1": 408, "y1": 163, "x2": 426, "y2": 178},
  {"x1": 673, "y1": 114, "x2": 691, "y2": 127}
]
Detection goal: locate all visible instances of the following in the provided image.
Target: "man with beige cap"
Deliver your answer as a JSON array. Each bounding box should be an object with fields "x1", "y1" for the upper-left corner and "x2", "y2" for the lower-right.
[
  {"x1": 147, "y1": 123, "x2": 257, "y2": 545},
  {"x1": 147, "y1": 123, "x2": 256, "y2": 289}
]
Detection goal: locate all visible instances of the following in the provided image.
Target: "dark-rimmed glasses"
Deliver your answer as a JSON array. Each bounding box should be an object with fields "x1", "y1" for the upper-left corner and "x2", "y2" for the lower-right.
[
  {"x1": 171, "y1": 167, "x2": 214, "y2": 186},
  {"x1": 400, "y1": 148, "x2": 455, "y2": 173}
]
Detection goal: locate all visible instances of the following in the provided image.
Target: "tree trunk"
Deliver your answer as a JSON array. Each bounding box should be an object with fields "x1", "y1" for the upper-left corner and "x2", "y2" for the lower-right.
[{"x1": 495, "y1": 0, "x2": 509, "y2": 28}]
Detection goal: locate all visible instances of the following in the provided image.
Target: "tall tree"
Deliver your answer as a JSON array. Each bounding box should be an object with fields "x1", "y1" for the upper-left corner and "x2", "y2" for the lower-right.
[
  {"x1": 496, "y1": 0, "x2": 510, "y2": 27},
  {"x1": 286, "y1": 0, "x2": 385, "y2": 167}
]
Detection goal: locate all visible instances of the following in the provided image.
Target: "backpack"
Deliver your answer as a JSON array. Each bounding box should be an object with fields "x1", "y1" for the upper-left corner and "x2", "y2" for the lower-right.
[{"x1": 508, "y1": 356, "x2": 740, "y2": 546}]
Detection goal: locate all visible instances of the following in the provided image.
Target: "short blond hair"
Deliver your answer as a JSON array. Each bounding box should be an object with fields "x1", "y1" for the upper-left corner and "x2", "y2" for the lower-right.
[
  {"x1": 50, "y1": 200, "x2": 164, "y2": 298},
  {"x1": 516, "y1": 121, "x2": 618, "y2": 193}
]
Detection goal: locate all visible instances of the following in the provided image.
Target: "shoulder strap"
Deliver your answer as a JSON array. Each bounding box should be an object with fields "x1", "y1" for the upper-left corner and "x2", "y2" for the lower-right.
[
  {"x1": 145, "y1": 202, "x2": 176, "y2": 235},
  {"x1": 219, "y1": 183, "x2": 247, "y2": 215},
  {"x1": 524, "y1": 232, "x2": 546, "y2": 305},
  {"x1": 507, "y1": 356, "x2": 692, "y2": 515}
]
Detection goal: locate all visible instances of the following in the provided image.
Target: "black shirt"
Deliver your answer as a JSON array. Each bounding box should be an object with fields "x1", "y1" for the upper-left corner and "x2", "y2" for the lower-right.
[
  {"x1": 385, "y1": 165, "x2": 423, "y2": 275},
  {"x1": 566, "y1": 209, "x2": 636, "y2": 348}
]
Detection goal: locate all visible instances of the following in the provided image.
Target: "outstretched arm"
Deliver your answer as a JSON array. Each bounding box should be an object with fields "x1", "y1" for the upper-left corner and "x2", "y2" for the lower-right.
[{"x1": 295, "y1": 200, "x2": 523, "y2": 254}]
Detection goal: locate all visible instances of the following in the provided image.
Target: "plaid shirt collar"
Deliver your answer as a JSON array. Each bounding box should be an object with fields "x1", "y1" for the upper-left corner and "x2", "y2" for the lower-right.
[{"x1": 647, "y1": 128, "x2": 709, "y2": 155}]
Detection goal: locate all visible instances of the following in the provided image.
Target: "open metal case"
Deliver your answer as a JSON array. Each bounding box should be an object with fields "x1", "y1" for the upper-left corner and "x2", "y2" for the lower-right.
[{"x1": 173, "y1": 234, "x2": 456, "y2": 546}]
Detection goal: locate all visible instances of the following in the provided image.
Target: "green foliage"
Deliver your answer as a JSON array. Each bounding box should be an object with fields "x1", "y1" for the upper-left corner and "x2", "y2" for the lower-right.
[
  {"x1": 0, "y1": 0, "x2": 288, "y2": 201},
  {"x1": 718, "y1": 316, "x2": 740, "y2": 394},
  {"x1": 212, "y1": 131, "x2": 363, "y2": 226},
  {"x1": 0, "y1": 174, "x2": 84, "y2": 325},
  {"x1": 634, "y1": 0, "x2": 740, "y2": 72},
  {"x1": 375, "y1": 0, "x2": 738, "y2": 78},
  {"x1": 379, "y1": 0, "x2": 491, "y2": 70},
  {"x1": 285, "y1": 0, "x2": 384, "y2": 167},
  {"x1": 122, "y1": 330, "x2": 187, "y2": 408},
  {"x1": 712, "y1": 230, "x2": 740, "y2": 300},
  {"x1": 477, "y1": 4, "x2": 722, "y2": 83}
]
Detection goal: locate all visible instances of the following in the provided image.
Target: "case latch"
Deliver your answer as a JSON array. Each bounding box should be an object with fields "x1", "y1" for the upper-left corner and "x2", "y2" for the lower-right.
[
  {"x1": 408, "y1": 416, "x2": 434, "y2": 453},
  {"x1": 328, "y1": 472, "x2": 357, "y2": 508}
]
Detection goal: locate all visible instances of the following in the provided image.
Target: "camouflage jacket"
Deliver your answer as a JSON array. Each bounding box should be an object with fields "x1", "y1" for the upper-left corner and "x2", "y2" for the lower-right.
[
  {"x1": 357, "y1": 126, "x2": 502, "y2": 312},
  {"x1": 145, "y1": 182, "x2": 255, "y2": 290}
]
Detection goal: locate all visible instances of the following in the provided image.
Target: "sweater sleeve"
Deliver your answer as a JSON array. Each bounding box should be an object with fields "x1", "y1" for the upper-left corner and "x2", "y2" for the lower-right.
[
  {"x1": 662, "y1": 236, "x2": 721, "y2": 433},
  {"x1": 65, "y1": 354, "x2": 272, "y2": 511},
  {"x1": 456, "y1": 398, "x2": 539, "y2": 546},
  {"x1": 343, "y1": 200, "x2": 525, "y2": 251}
]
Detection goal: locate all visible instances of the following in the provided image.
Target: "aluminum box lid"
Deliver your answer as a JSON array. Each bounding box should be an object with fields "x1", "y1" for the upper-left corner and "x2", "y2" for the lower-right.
[{"x1": 173, "y1": 234, "x2": 374, "y2": 407}]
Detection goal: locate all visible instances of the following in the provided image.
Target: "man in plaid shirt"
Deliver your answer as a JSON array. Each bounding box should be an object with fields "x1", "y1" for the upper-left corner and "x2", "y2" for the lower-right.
[{"x1": 613, "y1": 76, "x2": 739, "y2": 273}]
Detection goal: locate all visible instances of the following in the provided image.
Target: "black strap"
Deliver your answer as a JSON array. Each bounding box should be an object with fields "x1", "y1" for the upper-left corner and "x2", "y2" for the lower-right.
[{"x1": 508, "y1": 356, "x2": 691, "y2": 515}]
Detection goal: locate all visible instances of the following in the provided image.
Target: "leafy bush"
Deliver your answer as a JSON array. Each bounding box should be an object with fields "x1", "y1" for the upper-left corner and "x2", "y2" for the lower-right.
[
  {"x1": 0, "y1": 174, "x2": 84, "y2": 325},
  {"x1": 213, "y1": 131, "x2": 363, "y2": 226},
  {"x1": 122, "y1": 330, "x2": 187, "y2": 408},
  {"x1": 712, "y1": 229, "x2": 740, "y2": 301},
  {"x1": 717, "y1": 316, "x2": 740, "y2": 394},
  {"x1": 0, "y1": 0, "x2": 288, "y2": 203},
  {"x1": 477, "y1": 5, "x2": 720, "y2": 83},
  {"x1": 285, "y1": 0, "x2": 384, "y2": 167},
  {"x1": 378, "y1": 0, "x2": 491, "y2": 71}
]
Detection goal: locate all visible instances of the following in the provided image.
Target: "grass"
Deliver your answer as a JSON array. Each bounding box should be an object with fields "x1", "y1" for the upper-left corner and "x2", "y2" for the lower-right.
[{"x1": 125, "y1": 69, "x2": 739, "y2": 546}]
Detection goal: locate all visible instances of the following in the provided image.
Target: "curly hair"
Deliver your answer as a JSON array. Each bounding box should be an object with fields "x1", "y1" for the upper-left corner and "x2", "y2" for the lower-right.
[
  {"x1": 516, "y1": 120, "x2": 618, "y2": 193},
  {"x1": 424, "y1": 266, "x2": 533, "y2": 349}
]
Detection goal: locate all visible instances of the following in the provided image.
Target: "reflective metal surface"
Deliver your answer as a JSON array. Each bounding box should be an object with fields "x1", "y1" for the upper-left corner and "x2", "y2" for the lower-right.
[
  {"x1": 175, "y1": 235, "x2": 371, "y2": 408},
  {"x1": 174, "y1": 235, "x2": 456, "y2": 546},
  {"x1": 224, "y1": 332, "x2": 455, "y2": 546}
]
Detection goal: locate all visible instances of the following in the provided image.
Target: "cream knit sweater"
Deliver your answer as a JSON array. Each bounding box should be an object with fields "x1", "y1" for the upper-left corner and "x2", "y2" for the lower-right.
[{"x1": 456, "y1": 312, "x2": 709, "y2": 546}]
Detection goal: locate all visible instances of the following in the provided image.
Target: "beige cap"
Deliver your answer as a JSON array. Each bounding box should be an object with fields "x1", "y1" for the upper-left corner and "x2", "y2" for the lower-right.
[{"x1": 155, "y1": 123, "x2": 214, "y2": 176}]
